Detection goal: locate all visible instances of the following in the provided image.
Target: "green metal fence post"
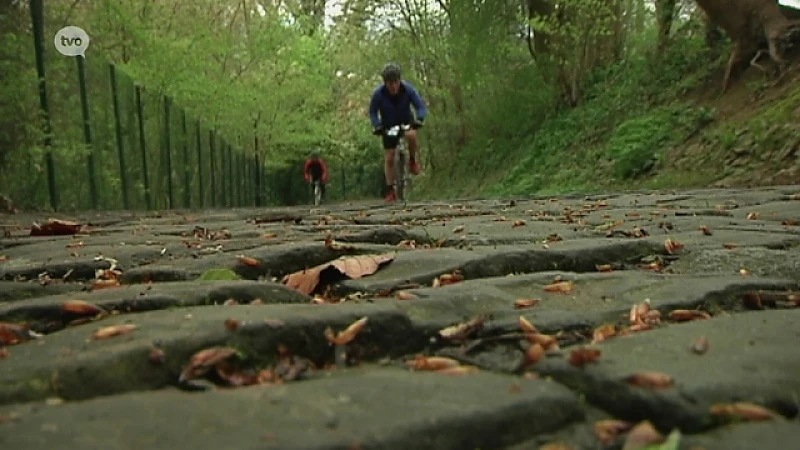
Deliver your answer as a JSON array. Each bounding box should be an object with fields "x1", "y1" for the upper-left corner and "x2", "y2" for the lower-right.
[
  {"x1": 163, "y1": 95, "x2": 173, "y2": 209},
  {"x1": 109, "y1": 64, "x2": 130, "y2": 209},
  {"x1": 181, "y1": 109, "x2": 190, "y2": 208},
  {"x1": 29, "y1": 0, "x2": 58, "y2": 211},
  {"x1": 135, "y1": 85, "x2": 151, "y2": 210},
  {"x1": 195, "y1": 121, "x2": 203, "y2": 207},
  {"x1": 76, "y1": 55, "x2": 98, "y2": 209}
]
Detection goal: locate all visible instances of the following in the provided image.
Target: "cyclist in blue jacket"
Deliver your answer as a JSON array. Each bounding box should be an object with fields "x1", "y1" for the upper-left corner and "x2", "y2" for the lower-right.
[{"x1": 368, "y1": 62, "x2": 427, "y2": 202}]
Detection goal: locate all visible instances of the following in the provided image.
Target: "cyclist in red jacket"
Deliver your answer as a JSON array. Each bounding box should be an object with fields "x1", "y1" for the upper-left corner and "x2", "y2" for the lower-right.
[{"x1": 303, "y1": 151, "x2": 329, "y2": 199}]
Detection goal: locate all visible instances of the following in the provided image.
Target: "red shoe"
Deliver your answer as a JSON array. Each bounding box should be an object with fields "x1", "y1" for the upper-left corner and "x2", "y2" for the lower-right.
[
  {"x1": 384, "y1": 187, "x2": 396, "y2": 203},
  {"x1": 409, "y1": 159, "x2": 421, "y2": 175}
]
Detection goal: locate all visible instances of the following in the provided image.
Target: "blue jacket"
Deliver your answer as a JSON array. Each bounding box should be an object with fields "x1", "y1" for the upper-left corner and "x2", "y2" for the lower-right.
[{"x1": 368, "y1": 80, "x2": 427, "y2": 128}]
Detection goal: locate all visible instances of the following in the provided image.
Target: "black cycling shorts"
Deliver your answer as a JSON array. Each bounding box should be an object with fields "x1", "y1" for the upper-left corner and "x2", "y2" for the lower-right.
[{"x1": 381, "y1": 134, "x2": 401, "y2": 150}]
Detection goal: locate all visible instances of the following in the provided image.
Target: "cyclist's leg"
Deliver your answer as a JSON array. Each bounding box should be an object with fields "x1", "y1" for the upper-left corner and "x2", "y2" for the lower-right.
[
  {"x1": 382, "y1": 134, "x2": 399, "y2": 200},
  {"x1": 405, "y1": 128, "x2": 421, "y2": 175}
]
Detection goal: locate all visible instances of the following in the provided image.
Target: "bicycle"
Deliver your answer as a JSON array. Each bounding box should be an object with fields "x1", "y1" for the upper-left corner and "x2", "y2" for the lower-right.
[
  {"x1": 310, "y1": 179, "x2": 323, "y2": 206},
  {"x1": 385, "y1": 124, "x2": 413, "y2": 202}
]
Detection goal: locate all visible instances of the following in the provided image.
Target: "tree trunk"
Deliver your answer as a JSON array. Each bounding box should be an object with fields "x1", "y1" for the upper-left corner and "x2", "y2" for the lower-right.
[
  {"x1": 656, "y1": 0, "x2": 677, "y2": 53},
  {"x1": 694, "y1": 0, "x2": 800, "y2": 94}
]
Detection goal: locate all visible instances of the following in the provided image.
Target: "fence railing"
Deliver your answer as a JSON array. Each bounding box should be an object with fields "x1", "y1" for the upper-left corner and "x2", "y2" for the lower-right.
[{"x1": 1, "y1": 0, "x2": 383, "y2": 212}]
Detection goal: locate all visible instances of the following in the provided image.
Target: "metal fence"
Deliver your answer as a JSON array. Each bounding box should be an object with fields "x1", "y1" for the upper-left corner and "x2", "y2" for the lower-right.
[{"x1": 1, "y1": 0, "x2": 382, "y2": 212}]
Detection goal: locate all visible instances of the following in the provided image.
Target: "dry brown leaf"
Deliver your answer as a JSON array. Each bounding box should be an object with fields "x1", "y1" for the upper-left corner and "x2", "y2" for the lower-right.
[
  {"x1": 453, "y1": 225, "x2": 465, "y2": 233},
  {"x1": 624, "y1": 371, "x2": 674, "y2": 389},
  {"x1": 179, "y1": 346, "x2": 238, "y2": 382},
  {"x1": 92, "y1": 323, "x2": 137, "y2": 340},
  {"x1": 526, "y1": 333, "x2": 559, "y2": 350},
  {"x1": 668, "y1": 309, "x2": 711, "y2": 322},
  {"x1": 709, "y1": 402, "x2": 780, "y2": 421},
  {"x1": 514, "y1": 298, "x2": 540, "y2": 309},
  {"x1": 723, "y1": 242, "x2": 737, "y2": 249},
  {"x1": 0, "y1": 322, "x2": 37, "y2": 345},
  {"x1": 521, "y1": 342, "x2": 545, "y2": 368},
  {"x1": 781, "y1": 219, "x2": 798, "y2": 226},
  {"x1": 596, "y1": 264, "x2": 613, "y2": 272},
  {"x1": 698, "y1": 225, "x2": 713, "y2": 235},
  {"x1": 518, "y1": 316, "x2": 537, "y2": 334},
  {"x1": 568, "y1": 347, "x2": 601, "y2": 367},
  {"x1": 438, "y1": 315, "x2": 485, "y2": 341},
  {"x1": 594, "y1": 419, "x2": 633, "y2": 445},
  {"x1": 664, "y1": 238, "x2": 683, "y2": 254},
  {"x1": 405, "y1": 355, "x2": 460, "y2": 371},
  {"x1": 0, "y1": 347, "x2": 9, "y2": 359},
  {"x1": 622, "y1": 420, "x2": 664, "y2": 450},
  {"x1": 434, "y1": 270, "x2": 464, "y2": 287},
  {"x1": 592, "y1": 323, "x2": 617, "y2": 343},
  {"x1": 746, "y1": 212, "x2": 760, "y2": 220},
  {"x1": 512, "y1": 219, "x2": 527, "y2": 227},
  {"x1": 224, "y1": 318, "x2": 239, "y2": 331},
  {"x1": 394, "y1": 290, "x2": 418, "y2": 300},
  {"x1": 543, "y1": 281, "x2": 573, "y2": 293},
  {"x1": 0, "y1": 254, "x2": 8, "y2": 261},
  {"x1": 324, "y1": 316, "x2": 368, "y2": 345},
  {"x1": 629, "y1": 299, "x2": 651, "y2": 324},
  {"x1": 91, "y1": 279, "x2": 120, "y2": 290},
  {"x1": 148, "y1": 347, "x2": 165, "y2": 364},
  {"x1": 30, "y1": 219, "x2": 86, "y2": 236},
  {"x1": 282, "y1": 253, "x2": 396, "y2": 295},
  {"x1": 62, "y1": 300, "x2": 105, "y2": 316},
  {"x1": 691, "y1": 336, "x2": 709, "y2": 355},
  {"x1": 237, "y1": 255, "x2": 260, "y2": 266}
]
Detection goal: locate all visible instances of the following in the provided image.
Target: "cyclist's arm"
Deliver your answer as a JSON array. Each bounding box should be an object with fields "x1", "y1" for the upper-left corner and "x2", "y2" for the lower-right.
[
  {"x1": 303, "y1": 159, "x2": 311, "y2": 180},
  {"x1": 407, "y1": 84, "x2": 427, "y2": 122},
  {"x1": 368, "y1": 89, "x2": 382, "y2": 128}
]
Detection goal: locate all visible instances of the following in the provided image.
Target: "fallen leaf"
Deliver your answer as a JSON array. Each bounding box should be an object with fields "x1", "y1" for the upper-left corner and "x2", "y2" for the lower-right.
[
  {"x1": 0, "y1": 322, "x2": 40, "y2": 345},
  {"x1": 512, "y1": 219, "x2": 526, "y2": 227},
  {"x1": 709, "y1": 402, "x2": 780, "y2": 421},
  {"x1": 568, "y1": 346, "x2": 601, "y2": 367},
  {"x1": 0, "y1": 347, "x2": 8, "y2": 359},
  {"x1": 224, "y1": 318, "x2": 239, "y2": 331},
  {"x1": 237, "y1": 255, "x2": 260, "y2": 266},
  {"x1": 324, "y1": 316, "x2": 368, "y2": 345},
  {"x1": 514, "y1": 298, "x2": 540, "y2": 309},
  {"x1": 438, "y1": 315, "x2": 485, "y2": 341},
  {"x1": 624, "y1": 371, "x2": 674, "y2": 389},
  {"x1": 518, "y1": 316, "x2": 538, "y2": 334},
  {"x1": 592, "y1": 323, "x2": 617, "y2": 343},
  {"x1": 594, "y1": 419, "x2": 633, "y2": 445},
  {"x1": 0, "y1": 255, "x2": 8, "y2": 261},
  {"x1": 30, "y1": 219, "x2": 85, "y2": 236},
  {"x1": 746, "y1": 212, "x2": 760, "y2": 220},
  {"x1": 781, "y1": 219, "x2": 798, "y2": 226},
  {"x1": 434, "y1": 270, "x2": 464, "y2": 287},
  {"x1": 690, "y1": 336, "x2": 709, "y2": 355},
  {"x1": 543, "y1": 281, "x2": 573, "y2": 293},
  {"x1": 664, "y1": 238, "x2": 683, "y2": 254},
  {"x1": 596, "y1": 264, "x2": 613, "y2": 272},
  {"x1": 520, "y1": 342, "x2": 544, "y2": 368},
  {"x1": 179, "y1": 346, "x2": 238, "y2": 382},
  {"x1": 91, "y1": 279, "x2": 120, "y2": 290},
  {"x1": 62, "y1": 300, "x2": 105, "y2": 317},
  {"x1": 621, "y1": 421, "x2": 666, "y2": 450},
  {"x1": 698, "y1": 225, "x2": 713, "y2": 236},
  {"x1": 527, "y1": 333, "x2": 559, "y2": 350},
  {"x1": 453, "y1": 225, "x2": 465, "y2": 233},
  {"x1": 92, "y1": 323, "x2": 137, "y2": 340},
  {"x1": 282, "y1": 253, "x2": 396, "y2": 295},
  {"x1": 629, "y1": 299, "x2": 651, "y2": 324},
  {"x1": 395, "y1": 290, "x2": 418, "y2": 300},
  {"x1": 148, "y1": 347, "x2": 165, "y2": 364},
  {"x1": 668, "y1": 309, "x2": 710, "y2": 322},
  {"x1": 723, "y1": 242, "x2": 737, "y2": 249},
  {"x1": 405, "y1": 355, "x2": 460, "y2": 371}
]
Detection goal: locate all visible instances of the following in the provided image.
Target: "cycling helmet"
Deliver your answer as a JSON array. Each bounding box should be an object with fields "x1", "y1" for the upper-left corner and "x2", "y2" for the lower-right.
[{"x1": 381, "y1": 63, "x2": 401, "y2": 82}]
